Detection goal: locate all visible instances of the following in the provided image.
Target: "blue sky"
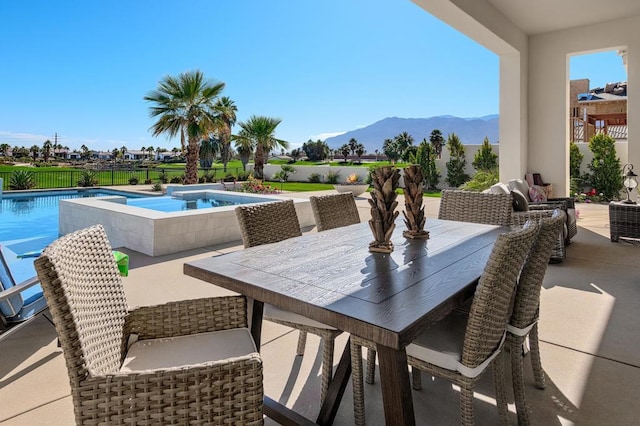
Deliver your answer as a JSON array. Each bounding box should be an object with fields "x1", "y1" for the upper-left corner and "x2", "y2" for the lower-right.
[{"x1": 0, "y1": 1, "x2": 627, "y2": 152}]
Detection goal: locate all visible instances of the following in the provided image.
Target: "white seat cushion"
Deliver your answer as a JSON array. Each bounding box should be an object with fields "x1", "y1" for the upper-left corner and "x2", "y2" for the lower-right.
[
  {"x1": 406, "y1": 307, "x2": 505, "y2": 379},
  {"x1": 264, "y1": 304, "x2": 337, "y2": 330},
  {"x1": 406, "y1": 308, "x2": 467, "y2": 372},
  {"x1": 121, "y1": 328, "x2": 257, "y2": 372}
]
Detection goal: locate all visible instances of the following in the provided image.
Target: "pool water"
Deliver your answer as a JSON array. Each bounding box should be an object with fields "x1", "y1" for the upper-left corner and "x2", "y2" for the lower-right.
[
  {"x1": 0, "y1": 189, "x2": 143, "y2": 281},
  {"x1": 126, "y1": 196, "x2": 239, "y2": 213}
]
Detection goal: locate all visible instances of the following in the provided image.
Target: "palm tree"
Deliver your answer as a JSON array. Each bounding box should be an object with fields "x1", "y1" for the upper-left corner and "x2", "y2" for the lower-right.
[
  {"x1": 120, "y1": 146, "x2": 128, "y2": 163},
  {"x1": 215, "y1": 96, "x2": 237, "y2": 172},
  {"x1": 235, "y1": 115, "x2": 287, "y2": 179},
  {"x1": 30, "y1": 145, "x2": 40, "y2": 161},
  {"x1": 0, "y1": 143, "x2": 9, "y2": 157},
  {"x1": 348, "y1": 138, "x2": 358, "y2": 156},
  {"x1": 145, "y1": 70, "x2": 225, "y2": 184},
  {"x1": 42, "y1": 140, "x2": 52, "y2": 163},
  {"x1": 199, "y1": 136, "x2": 220, "y2": 168},
  {"x1": 394, "y1": 131, "x2": 414, "y2": 161},
  {"x1": 80, "y1": 144, "x2": 90, "y2": 160},
  {"x1": 141, "y1": 146, "x2": 146, "y2": 159},
  {"x1": 233, "y1": 129, "x2": 254, "y2": 171},
  {"x1": 146, "y1": 146, "x2": 154, "y2": 160}
]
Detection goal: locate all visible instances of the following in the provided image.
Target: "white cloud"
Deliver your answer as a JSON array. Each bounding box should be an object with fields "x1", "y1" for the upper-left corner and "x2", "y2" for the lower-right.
[
  {"x1": 309, "y1": 131, "x2": 347, "y2": 141},
  {"x1": 0, "y1": 131, "x2": 50, "y2": 145}
]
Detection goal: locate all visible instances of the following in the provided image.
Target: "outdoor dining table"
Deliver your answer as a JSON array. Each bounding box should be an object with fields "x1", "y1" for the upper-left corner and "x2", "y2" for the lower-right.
[{"x1": 184, "y1": 217, "x2": 507, "y2": 425}]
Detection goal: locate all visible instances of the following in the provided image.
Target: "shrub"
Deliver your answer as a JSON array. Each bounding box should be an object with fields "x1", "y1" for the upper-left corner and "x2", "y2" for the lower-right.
[
  {"x1": 157, "y1": 172, "x2": 168, "y2": 184},
  {"x1": 569, "y1": 141, "x2": 584, "y2": 178},
  {"x1": 472, "y1": 137, "x2": 498, "y2": 171},
  {"x1": 223, "y1": 173, "x2": 235, "y2": 182},
  {"x1": 585, "y1": 133, "x2": 623, "y2": 201},
  {"x1": 459, "y1": 168, "x2": 499, "y2": 192},
  {"x1": 9, "y1": 169, "x2": 36, "y2": 190},
  {"x1": 128, "y1": 176, "x2": 139, "y2": 185},
  {"x1": 326, "y1": 171, "x2": 340, "y2": 184},
  {"x1": 151, "y1": 182, "x2": 163, "y2": 192},
  {"x1": 445, "y1": 133, "x2": 469, "y2": 187},
  {"x1": 236, "y1": 171, "x2": 249, "y2": 181},
  {"x1": 308, "y1": 173, "x2": 322, "y2": 183},
  {"x1": 169, "y1": 175, "x2": 183, "y2": 184},
  {"x1": 77, "y1": 170, "x2": 98, "y2": 187},
  {"x1": 235, "y1": 176, "x2": 279, "y2": 194}
]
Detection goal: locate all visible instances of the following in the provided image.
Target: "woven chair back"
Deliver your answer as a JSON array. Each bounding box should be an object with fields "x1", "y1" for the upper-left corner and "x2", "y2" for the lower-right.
[
  {"x1": 310, "y1": 192, "x2": 360, "y2": 232},
  {"x1": 510, "y1": 210, "x2": 566, "y2": 329},
  {"x1": 34, "y1": 225, "x2": 128, "y2": 379},
  {"x1": 235, "y1": 200, "x2": 302, "y2": 248},
  {"x1": 461, "y1": 223, "x2": 538, "y2": 368},
  {"x1": 439, "y1": 190, "x2": 512, "y2": 226}
]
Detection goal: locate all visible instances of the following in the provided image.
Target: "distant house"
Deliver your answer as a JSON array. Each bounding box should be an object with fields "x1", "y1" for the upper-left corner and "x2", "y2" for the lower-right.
[{"x1": 570, "y1": 79, "x2": 627, "y2": 142}]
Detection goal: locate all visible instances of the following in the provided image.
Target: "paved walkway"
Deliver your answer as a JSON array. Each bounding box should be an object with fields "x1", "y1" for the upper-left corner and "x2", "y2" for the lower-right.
[{"x1": 1, "y1": 193, "x2": 638, "y2": 425}]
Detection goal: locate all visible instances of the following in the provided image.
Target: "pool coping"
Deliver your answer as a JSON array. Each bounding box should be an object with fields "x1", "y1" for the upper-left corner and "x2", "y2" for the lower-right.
[{"x1": 59, "y1": 189, "x2": 314, "y2": 256}]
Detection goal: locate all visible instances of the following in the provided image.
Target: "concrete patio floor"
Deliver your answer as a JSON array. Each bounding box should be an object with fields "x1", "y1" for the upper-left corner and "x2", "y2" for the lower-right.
[{"x1": 1, "y1": 192, "x2": 638, "y2": 425}]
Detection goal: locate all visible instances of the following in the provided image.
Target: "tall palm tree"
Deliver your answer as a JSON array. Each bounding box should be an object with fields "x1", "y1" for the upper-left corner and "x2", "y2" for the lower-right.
[
  {"x1": 30, "y1": 145, "x2": 40, "y2": 161},
  {"x1": 145, "y1": 70, "x2": 225, "y2": 184},
  {"x1": 199, "y1": 136, "x2": 220, "y2": 168},
  {"x1": 235, "y1": 115, "x2": 287, "y2": 179},
  {"x1": 233, "y1": 129, "x2": 254, "y2": 171},
  {"x1": 42, "y1": 139, "x2": 52, "y2": 163},
  {"x1": 120, "y1": 146, "x2": 128, "y2": 163},
  {"x1": 215, "y1": 96, "x2": 237, "y2": 172},
  {"x1": 146, "y1": 146, "x2": 154, "y2": 160},
  {"x1": 0, "y1": 143, "x2": 10, "y2": 157}
]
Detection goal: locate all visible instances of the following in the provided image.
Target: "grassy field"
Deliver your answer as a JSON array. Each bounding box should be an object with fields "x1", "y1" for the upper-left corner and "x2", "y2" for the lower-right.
[{"x1": 0, "y1": 160, "x2": 440, "y2": 197}]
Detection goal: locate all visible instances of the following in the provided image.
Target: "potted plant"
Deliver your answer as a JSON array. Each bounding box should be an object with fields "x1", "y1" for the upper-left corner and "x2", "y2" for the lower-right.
[{"x1": 334, "y1": 172, "x2": 369, "y2": 197}]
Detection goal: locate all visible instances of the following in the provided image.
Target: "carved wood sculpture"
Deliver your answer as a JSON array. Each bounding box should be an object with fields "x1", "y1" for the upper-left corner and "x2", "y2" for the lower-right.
[
  {"x1": 368, "y1": 167, "x2": 400, "y2": 253},
  {"x1": 402, "y1": 165, "x2": 429, "y2": 239}
]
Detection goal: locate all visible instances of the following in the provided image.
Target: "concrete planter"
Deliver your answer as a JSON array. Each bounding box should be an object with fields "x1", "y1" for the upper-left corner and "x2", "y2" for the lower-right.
[{"x1": 334, "y1": 183, "x2": 369, "y2": 197}]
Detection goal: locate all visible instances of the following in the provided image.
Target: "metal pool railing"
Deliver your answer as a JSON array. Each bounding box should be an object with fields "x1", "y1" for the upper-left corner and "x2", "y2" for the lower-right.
[{"x1": 0, "y1": 166, "x2": 245, "y2": 190}]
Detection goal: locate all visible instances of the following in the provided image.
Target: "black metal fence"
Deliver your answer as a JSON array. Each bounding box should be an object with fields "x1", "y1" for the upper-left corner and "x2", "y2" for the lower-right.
[{"x1": 0, "y1": 166, "x2": 246, "y2": 191}]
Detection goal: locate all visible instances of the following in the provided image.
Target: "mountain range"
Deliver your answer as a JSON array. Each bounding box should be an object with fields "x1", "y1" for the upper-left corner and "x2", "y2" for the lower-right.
[{"x1": 324, "y1": 115, "x2": 499, "y2": 153}]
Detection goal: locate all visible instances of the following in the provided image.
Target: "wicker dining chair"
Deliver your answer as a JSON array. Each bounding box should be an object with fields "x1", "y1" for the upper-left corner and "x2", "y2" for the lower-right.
[
  {"x1": 309, "y1": 192, "x2": 360, "y2": 232},
  {"x1": 508, "y1": 211, "x2": 565, "y2": 425},
  {"x1": 34, "y1": 225, "x2": 263, "y2": 425},
  {"x1": 235, "y1": 200, "x2": 342, "y2": 403},
  {"x1": 438, "y1": 189, "x2": 513, "y2": 226},
  {"x1": 350, "y1": 223, "x2": 539, "y2": 425}
]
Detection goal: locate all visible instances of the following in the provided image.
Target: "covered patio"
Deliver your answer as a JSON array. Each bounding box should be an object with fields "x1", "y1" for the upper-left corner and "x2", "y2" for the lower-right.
[
  {"x1": 1, "y1": 192, "x2": 638, "y2": 425},
  {"x1": 413, "y1": 0, "x2": 640, "y2": 200}
]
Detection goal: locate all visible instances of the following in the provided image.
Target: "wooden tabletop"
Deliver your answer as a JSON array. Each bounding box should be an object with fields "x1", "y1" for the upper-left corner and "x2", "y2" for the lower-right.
[{"x1": 184, "y1": 218, "x2": 505, "y2": 350}]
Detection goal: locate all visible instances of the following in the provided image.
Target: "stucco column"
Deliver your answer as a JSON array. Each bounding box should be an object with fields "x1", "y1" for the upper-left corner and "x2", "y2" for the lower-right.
[
  {"x1": 499, "y1": 52, "x2": 527, "y2": 182},
  {"x1": 626, "y1": 44, "x2": 639, "y2": 202}
]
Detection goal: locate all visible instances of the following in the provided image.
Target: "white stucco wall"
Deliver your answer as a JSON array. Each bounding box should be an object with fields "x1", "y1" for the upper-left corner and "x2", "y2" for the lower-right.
[
  {"x1": 529, "y1": 16, "x2": 639, "y2": 196},
  {"x1": 411, "y1": 1, "x2": 638, "y2": 197}
]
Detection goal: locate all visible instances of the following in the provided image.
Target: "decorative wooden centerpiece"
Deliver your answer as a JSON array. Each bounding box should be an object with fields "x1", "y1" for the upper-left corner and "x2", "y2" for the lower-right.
[
  {"x1": 368, "y1": 167, "x2": 400, "y2": 253},
  {"x1": 402, "y1": 165, "x2": 429, "y2": 239}
]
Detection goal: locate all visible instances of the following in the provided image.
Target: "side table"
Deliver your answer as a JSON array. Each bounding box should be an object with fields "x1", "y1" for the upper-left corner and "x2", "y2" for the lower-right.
[{"x1": 609, "y1": 201, "x2": 640, "y2": 242}]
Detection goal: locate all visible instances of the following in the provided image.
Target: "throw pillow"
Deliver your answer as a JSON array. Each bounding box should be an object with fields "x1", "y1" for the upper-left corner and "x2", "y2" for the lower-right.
[
  {"x1": 529, "y1": 185, "x2": 548, "y2": 202},
  {"x1": 511, "y1": 189, "x2": 529, "y2": 211}
]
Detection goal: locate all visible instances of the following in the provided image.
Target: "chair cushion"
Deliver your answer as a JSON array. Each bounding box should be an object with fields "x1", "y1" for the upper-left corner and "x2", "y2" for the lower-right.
[
  {"x1": 264, "y1": 304, "x2": 337, "y2": 330},
  {"x1": 511, "y1": 189, "x2": 529, "y2": 212},
  {"x1": 529, "y1": 185, "x2": 548, "y2": 202},
  {"x1": 406, "y1": 308, "x2": 467, "y2": 372},
  {"x1": 489, "y1": 183, "x2": 510, "y2": 195},
  {"x1": 406, "y1": 308, "x2": 504, "y2": 378},
  {"x1": 121, "y1": 328, "x2": 257, "y2": 372},
  {"x1": 508, "y1": 179, "x2": 531, "y2": 201}
]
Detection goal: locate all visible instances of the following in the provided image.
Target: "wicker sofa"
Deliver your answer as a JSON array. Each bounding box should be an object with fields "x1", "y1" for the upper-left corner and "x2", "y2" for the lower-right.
[{"x1": 487, "y1": 179, "x2": 577, "y2": 244}]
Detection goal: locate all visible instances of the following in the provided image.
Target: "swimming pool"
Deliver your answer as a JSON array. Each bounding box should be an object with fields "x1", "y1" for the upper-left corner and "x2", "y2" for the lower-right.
[{"x1": 0, "y1": 189, "x2": 145, "y2": 281}]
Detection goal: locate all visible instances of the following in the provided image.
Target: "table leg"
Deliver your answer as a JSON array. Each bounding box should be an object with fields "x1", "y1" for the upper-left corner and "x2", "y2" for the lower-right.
[
  {"x1": 250, "y1": 299, "x2": 264, "y2": 350},
  {"x1": 316, "y1": 337, "x2": 352, "y2": 425},
  {"x1": 377, "y1": 345, "x2": 415, "y2": 425}
]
